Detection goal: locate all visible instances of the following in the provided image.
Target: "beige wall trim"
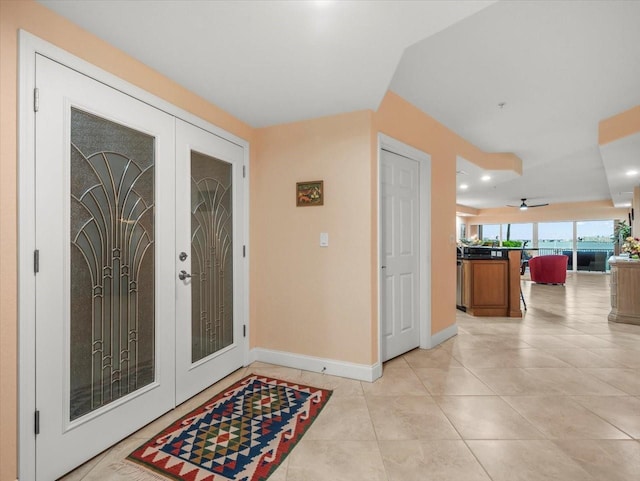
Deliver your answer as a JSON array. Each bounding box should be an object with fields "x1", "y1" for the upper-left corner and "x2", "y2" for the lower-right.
[
  {"x1": 249, "y1": 348, "x2": 383, "y2": 382},
  {"x1": 456, "y1": 204, "x2": 479, "y2": 216},
  {"x1": 599, "y1": 105, "x2": 640, "y2": 145},
  {"x1": 466, "y1": 199, "x2": 627, "y2": 225}
]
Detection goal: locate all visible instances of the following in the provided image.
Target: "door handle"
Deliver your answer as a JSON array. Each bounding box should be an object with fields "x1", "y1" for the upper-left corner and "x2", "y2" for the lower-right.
[
  {"x1": 381, "y1": 266, "x2": 387, "y2": 269},
  {"x1": 179, "y1": 270, "x2": 192, "y2": 281}
]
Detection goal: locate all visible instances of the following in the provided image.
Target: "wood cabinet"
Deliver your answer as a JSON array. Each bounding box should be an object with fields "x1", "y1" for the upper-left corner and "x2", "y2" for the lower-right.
[
  {"x1": 609, "y1": 258, "x2": 640, "y2": 325},
  {"x1": 462, "y1": 250, "x2": 522, "y2": 317},
  {"x1": 463, "y1": 260, "x2": 507, "y2": 316}
]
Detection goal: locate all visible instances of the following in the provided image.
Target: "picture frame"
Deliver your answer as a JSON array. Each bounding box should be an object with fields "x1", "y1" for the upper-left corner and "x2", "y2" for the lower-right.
[{"x1": 296, "y1": 180, "x2": 324, "y2": 207}]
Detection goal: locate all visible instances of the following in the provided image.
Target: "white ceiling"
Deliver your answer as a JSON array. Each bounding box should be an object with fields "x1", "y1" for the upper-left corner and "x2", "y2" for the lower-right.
[
  {"x1": 599, "y1": 132, "x2": 640, "y2": 207},
  {"x1": 456, "y1": 156, "x2": 520, "y2": 208},
  {"x1": 392, "y1": 0, "x2": 640, "y2": 209},
  {"x1": 38, "y1": 0, "x2": 494, "y2": 127},
  {"x1": 39, "y1": 0, "x2": 640, "y2": 210}
]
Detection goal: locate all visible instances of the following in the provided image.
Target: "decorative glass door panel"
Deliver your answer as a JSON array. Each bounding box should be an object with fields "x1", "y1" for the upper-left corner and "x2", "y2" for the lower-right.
[
  {"x1": 34, "y1": 55, "x2": 175, "y2": 481},
  {"x1": 175, "y1": 119, "x2": 244, "y2": 405},
  {"x1": 69, "y1": 108, "x2": 155, "y2": 420},
  {"x1": 190, "y1": 152, "x2": 233, "y2": 362}
]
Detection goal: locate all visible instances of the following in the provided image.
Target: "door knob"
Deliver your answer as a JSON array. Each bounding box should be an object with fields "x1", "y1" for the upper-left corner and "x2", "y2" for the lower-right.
[{"x1": 179, "y1": 270, "x2": 192, "y2": 280}]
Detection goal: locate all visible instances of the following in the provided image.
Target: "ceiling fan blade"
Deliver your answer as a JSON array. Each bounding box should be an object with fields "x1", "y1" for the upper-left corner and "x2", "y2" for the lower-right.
[{"x1": 507, "y1": 198, "x2": 549, "y2": 208}]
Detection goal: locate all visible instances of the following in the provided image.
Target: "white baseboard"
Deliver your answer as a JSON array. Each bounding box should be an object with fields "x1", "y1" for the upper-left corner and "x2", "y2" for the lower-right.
[
  {"x1": 424, "y1": 323, "x2": 458, "y2": 349},
  {"x1": 249, "y1": 348, "x2": 382, "y2": 382}
]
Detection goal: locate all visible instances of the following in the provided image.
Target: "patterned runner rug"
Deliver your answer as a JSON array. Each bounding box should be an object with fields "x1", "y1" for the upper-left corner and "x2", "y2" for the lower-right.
[{"x1": 128, "y1": 374, "x2": 332, "y2": 481}]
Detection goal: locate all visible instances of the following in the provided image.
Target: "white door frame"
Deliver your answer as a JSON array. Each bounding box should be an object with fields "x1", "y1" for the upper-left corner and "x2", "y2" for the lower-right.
[
  {"x1": 18, "y1": 31, "x2": 250, "y2": 481},
  {"x1": 377, "y1": 134, "x2": 431, "y2": 370}
]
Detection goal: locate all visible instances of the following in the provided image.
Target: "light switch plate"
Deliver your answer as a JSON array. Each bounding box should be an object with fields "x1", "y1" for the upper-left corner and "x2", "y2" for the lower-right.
[{"x1": 320, "y1": 232, "x2": 329, "y2": 247}]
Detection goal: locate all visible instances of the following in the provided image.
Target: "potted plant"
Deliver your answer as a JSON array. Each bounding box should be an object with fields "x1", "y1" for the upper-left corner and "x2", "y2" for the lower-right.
[{"x1": 613, "y1": 220, "x2": 631, "y2": 255}]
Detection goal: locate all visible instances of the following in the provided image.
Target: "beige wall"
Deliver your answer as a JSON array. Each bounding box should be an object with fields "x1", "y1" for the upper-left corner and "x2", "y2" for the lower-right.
[
  {"x1": 250, "y1": 90, "x2": 504, "y2": 364},
  {"x1": 251, "y1": 111, "x2": 375, "y2": 364},
  {"x1": 0, "y1": 2, "x2": 254, "y2": 479},
  {"x1": 373, "y1": 92, "x2": 496, "y2": 335},
  {"x1": 464, "y1": 200, "x2": 628, "y2": 228},
  {"x1": 456, "y1": 204, "x2": 479, "y2": 216}
]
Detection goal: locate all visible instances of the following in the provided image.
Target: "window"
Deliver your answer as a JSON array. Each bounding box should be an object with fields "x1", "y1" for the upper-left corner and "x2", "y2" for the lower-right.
[
  {"x1": 576, "y1": 220, "x2": 614, "y2": 271},
  {"x1": 538, "y1": 222, "x2": 573, "y2": 254},
  {"x1": 474, "y1": 220, "x2": 617, "y2": 272},
  {"x1": 576, "y1": 220, "x2": 613, "y2": 249},
  {"x1": 480, "y1": 224, "x2": 500, "y2": 241},
  {"x1": 502, "y1": 223, "x2": 533, "y2": 246}
]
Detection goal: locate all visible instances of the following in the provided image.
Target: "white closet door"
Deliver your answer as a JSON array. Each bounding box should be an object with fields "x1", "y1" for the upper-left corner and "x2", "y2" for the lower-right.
[{"x1": 380, "y1": 149, "x2": 420, "y2": 361}]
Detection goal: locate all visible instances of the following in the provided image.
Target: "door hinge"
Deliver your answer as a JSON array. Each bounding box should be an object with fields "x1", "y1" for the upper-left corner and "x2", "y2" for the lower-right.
[
  {"x1": 242, "y1": 165, "x2": 246, "y2": 178},
  {"x1": 34, "y1": 410, "x2": 40, "y2": 435},
  {"x1": 242, "y1": 245, "x2": 246, "y2": 258},
  {"x1": 243, "y1": 325, "x2": 246, "y2": 338},
  {"x1": 34, "y1": 88, "x2": 39, "y2": 112},
  {"x1": 34, "y1": 249, "x2": 39, "y2": 273}
]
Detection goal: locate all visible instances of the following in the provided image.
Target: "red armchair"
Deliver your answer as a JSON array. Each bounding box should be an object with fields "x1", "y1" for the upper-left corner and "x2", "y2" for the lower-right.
[{"x1": 529, "y1": 255, "x2": 568, "y2": 285}]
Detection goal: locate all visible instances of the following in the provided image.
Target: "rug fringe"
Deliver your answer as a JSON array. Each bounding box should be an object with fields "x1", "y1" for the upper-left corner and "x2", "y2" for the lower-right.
[{"x1": 110, "y1": 459, "x2": 171, "y2": 481}]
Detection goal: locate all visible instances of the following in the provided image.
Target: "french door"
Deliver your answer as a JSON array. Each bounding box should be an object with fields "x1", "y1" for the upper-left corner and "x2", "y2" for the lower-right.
[
  {"x1": 175, "y1": 119, "x2": 245, "y2": 404},
  {"x1": 33, "y1": 55, "x2": 245, "y2": 480}
]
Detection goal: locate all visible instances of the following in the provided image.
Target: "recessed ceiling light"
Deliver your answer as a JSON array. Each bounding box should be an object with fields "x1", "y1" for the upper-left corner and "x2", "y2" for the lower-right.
[
  {"x1": 626, "y1": 169, "x2": 639, "y2": 176},
  {"x1": 481, "y1": 175, "x2": 491, "y2": 181},
  {"x1": 459, "y1": 184, "x2": 469, "y2": 190}
]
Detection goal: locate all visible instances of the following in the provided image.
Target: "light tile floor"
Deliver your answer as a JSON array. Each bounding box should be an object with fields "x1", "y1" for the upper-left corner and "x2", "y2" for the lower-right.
[{"x1": 61, "y1": 273, "x2": 640, "y2": 480}]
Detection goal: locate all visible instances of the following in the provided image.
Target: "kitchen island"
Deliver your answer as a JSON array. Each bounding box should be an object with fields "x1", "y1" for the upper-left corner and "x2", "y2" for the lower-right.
[{"x1": 457, "y1": 247, "x2": 523, "y2": 317}]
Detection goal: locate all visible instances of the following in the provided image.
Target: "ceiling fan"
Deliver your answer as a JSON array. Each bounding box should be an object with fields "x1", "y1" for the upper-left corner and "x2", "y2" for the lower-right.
[{"x1": 507, "y1": 198, "x2": 549, "y2": 211}]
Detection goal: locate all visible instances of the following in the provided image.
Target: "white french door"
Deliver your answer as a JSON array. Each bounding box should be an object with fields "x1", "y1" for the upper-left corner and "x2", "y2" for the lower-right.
[
  {"x1": 175, "y1": 119, "x2": 245, "y2": 404},
  {"x1": 32, "y1": 55, "x2": 246, "y2": 480},
  {"x1": 35, "y1": 55, "x2": 176, "y2": 480},
  {"x1": 380, "y1": 149, "x2": 421, "y2": 361}
]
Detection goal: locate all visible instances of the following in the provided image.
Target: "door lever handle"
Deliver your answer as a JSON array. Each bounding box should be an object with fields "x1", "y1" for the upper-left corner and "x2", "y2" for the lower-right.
[
  {"x1": 381, "y1": 266, "x2": 387, "y2": 269},
  {"x1": 179, "y1": 270, "x2": 192, "y2": 280}
]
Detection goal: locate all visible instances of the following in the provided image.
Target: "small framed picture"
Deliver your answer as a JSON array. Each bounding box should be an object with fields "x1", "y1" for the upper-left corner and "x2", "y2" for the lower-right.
[{"x1": 296, "y1": 180, "x2": 323, "y2": 207}]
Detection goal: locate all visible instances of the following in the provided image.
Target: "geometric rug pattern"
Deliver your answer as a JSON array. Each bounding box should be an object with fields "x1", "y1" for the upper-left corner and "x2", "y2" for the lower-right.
[{"x1": 128, "y1": 374, "x2": 332, "y2": 480}]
